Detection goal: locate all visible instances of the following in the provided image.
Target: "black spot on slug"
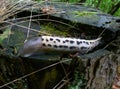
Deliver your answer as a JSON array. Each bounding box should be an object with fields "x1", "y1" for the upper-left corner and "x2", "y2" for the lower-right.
[
  {"x1": 42, "y1": 43, "x2": 46, "y2": 46},
  {"x1": 77, "y1": 41, "x2": 82, "y2": 45},
  {"x1": 54, "y1": 45, "x2": 57, "y2": 48},
  {"x1": 85, "y1": 42, "x2": 89, "y2": 45},
  {"x1": 64, "y1": 46, "x2": 68, "y2": 48},
  {"x1": 50, "y1": 38, "x2": 53, "y2": 41},
  {"x1": 63, "y1": 41, "x2": 65, "y2": 43},
  {"x1": 56, "y1": 39, "x2": 60, "y2": 42},
  {"x1": 70, "y1": 40, "x2": 74, "y2": 44},
  {"x1": 42, "y1": 38, "x2": 44, "y2": 41},
  {"x1": 48, "y1": 44, "x2": 52, "y2": 47},
  {"x1": 65, "y1": 40, "x2": 69, "y2": 42},
  {"x1": 90, "y1": 42, "x2": 94, "y2": 44},
  {"x1": 59, "y1": 45, "x2": 63, "y2": 48},
  {"x1": 46, "y1": 39, "x2": 49, "y2": 42},
  {"x1": 69, "y1": 46, "x2": 76, "y2": 49},
  {"x1": 83, "y1": 41, "x2": 85, "y2": 43}
]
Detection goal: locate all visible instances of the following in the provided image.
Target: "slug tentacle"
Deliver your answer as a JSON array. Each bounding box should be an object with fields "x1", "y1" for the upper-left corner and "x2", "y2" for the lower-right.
[{"x1": 18, "y1": 36, "x2": 101, "y2": 57}]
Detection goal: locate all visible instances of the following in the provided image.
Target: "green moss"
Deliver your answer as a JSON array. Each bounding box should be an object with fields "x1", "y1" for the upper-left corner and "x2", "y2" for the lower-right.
[
  {"x1": 73, "y1": 11, "x2": 97, "y2": 17},
  {"x1": 40, "y1": 23, "x2": 70, "y2": 36}
]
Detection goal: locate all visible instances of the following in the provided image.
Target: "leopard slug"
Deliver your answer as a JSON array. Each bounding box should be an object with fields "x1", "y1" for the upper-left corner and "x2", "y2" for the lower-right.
[{"x1": 18, "y1": 36, "x2": 101, "y2": 57}]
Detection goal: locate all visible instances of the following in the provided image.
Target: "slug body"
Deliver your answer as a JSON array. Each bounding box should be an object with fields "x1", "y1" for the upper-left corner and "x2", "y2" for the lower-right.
[{"x1": 19, "y1": 36, "x2": 101, "y2": 57}]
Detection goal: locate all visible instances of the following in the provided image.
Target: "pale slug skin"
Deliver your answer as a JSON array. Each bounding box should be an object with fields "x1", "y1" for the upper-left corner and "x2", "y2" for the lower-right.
[{"x1": 18, "y1": 36, "x2": 101, "y2": 57}]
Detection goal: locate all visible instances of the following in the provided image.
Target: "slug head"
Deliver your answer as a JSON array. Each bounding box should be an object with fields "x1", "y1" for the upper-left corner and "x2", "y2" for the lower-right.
[{"x1": 18, "y1": 37, "x2": 42, "y2": 57}]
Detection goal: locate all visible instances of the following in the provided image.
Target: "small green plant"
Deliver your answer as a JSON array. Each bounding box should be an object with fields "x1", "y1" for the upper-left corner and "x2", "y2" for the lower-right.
[
  {"x1": 68, "y1": 71, "x2": 86, "y2": 89},
  {"x1": 0, "y1": 29, "x2": 12, "y2": 44}
]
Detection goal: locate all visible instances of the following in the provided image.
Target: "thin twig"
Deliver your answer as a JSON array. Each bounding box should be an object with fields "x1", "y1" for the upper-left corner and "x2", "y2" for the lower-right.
[
  {"x1": 103, "y1": 40, "x2": 115, "y2": 49},
  {"x1": 59, "y1": 62, "x2": 70, "y2": 85},
  {"x1": 24, "y1": 5, "x2": 33, "y2": 43},
  {"x1": 53, "y1": 72, "x2": 71, "y2": 89},
  {"x1": 98, "y1": 28, "x2": 106, "y2": 38},
  {"x1": 57, "y1": 78, "x2": 72, "y2": 89}
]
